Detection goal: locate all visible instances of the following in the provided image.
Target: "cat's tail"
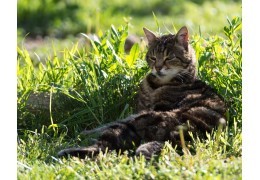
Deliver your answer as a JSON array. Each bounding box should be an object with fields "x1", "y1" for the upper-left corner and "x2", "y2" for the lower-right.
[{"x1": 58, "y1": 120, "x2": 142, "y2": 159}]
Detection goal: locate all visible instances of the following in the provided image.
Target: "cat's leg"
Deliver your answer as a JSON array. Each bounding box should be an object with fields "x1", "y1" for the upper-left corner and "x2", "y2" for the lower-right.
[
  {"x1": 135, "y1": 141, "x2": 164, "y2": 160},
  {"x1": 58, "y1": 110, "x2": 180, "y2": 159},
  {"x1": 57, "y1": 145, "x2": 100, "y2": 159},
  {"x1": 58, "y1": 123, "x2": 141, "y2": 158}
]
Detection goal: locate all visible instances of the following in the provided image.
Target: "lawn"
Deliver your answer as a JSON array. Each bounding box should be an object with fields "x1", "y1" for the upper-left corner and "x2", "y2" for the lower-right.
[{"x1": 17, "y1": 0, "x2": 242, "y2": 179}]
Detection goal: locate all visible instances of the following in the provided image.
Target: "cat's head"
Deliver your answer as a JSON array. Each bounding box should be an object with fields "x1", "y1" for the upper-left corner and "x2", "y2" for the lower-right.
[{"x1": 143, "y1": 26, "x2": 197, "y2": 85}]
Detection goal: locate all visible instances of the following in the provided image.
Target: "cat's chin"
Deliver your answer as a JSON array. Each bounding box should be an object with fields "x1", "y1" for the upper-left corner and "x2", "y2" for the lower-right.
[
  {"x1": 155, "y1": 71, "x2": 166, "y2": 77},
  {"x1": 153, "y1": 73, "x2": 175, "y2": 84}
]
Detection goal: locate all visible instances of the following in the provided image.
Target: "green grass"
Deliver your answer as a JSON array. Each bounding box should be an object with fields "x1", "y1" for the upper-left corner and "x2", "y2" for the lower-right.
[
  {"x1": 17, "y1": 16, "x2": 242, "y2": 179},
  {"x1": 17, "y1": 0, "x2": 241, "y2": 67},
  {"x1": 18, "y1": 0, "x2": 241, "y2": 37}
]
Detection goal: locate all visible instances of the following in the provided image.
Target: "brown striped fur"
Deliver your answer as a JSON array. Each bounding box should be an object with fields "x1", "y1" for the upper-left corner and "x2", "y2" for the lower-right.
[{"x1": 58, "y1": 26, "x2": 226, "y2": 160}]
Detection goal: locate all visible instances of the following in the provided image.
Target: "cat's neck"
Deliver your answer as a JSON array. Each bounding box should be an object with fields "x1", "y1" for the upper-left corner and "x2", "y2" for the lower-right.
[{"x1": 146, "y1": 72, "x2": 197, "y2": 89}]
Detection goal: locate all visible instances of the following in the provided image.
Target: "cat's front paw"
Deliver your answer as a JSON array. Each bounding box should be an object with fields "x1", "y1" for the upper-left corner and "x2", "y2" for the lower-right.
[
  {"x1": 135, "y1": 141, "x2": 164, "y2": 160},
  {"x1": 58, "y1": 145, "x2": 100, "y2": 159}
]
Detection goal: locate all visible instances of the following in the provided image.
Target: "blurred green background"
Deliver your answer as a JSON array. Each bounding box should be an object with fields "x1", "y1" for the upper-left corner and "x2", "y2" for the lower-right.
[
  {"x1": 17, "y1": 0, "x2": 242, "y2": 66},
  {"x1": 18, "y1": 0, "x2": 241, "y2": 40}
]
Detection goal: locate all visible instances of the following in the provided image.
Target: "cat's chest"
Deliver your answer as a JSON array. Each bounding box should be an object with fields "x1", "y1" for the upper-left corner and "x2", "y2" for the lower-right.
[
  {"x1": 150, "y1": 86, "x2": 184, "y2": 104},
  {"x1": 139, "y1": 79, "x2": 187, "y2": 110},
  {"x1": 138, "y1": 77, "x2": 206, "y2": 112}
]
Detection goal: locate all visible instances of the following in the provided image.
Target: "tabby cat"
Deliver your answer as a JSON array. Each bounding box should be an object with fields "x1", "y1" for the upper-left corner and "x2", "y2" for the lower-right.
[{"x1": 58, "y1": 26, "x2": 226, "y2": 160}]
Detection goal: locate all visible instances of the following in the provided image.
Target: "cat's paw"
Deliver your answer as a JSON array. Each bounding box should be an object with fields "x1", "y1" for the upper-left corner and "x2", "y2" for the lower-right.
[
  {"x1": 58, "y1": 145, "x2": 100, "y2": 159},
  {"x1": 135, "y1": 141, "x2": 164, "y2": 160}
]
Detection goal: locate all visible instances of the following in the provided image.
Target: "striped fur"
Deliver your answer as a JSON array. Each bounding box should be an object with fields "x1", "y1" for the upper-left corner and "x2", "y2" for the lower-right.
[{"x1": 58, "y1": 26, "x2": 226, "y2": 160}]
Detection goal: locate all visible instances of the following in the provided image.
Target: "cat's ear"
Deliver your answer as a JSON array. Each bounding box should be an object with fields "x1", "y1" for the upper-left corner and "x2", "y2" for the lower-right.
[
  {"x1": 176, "y1": 26, "x2": 189, "y2": 50},
  {"x1": 143, "y1": 27, "x2": 157, "y2": 45}
]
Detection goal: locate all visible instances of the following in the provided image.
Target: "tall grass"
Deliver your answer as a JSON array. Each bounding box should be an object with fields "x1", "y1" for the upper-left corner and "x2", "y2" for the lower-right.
[
  {"x1": 18, "y1": 25, "x2": 146, "y2": 133},
  {"x1": 17, "y1": 17, "x2": 242, "y2": 179}
]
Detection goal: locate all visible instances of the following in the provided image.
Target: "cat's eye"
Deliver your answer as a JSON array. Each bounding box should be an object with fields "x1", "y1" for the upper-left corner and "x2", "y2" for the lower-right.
[
  {"x1": 165, "y1": 57, "x2": 174, "y2": 62},
  {"x1": 149, "y1": 56, "x2": 156, "y2": 61},
  {"x1": 164, "y1": 54, "x2": 176, "y2": 62}
]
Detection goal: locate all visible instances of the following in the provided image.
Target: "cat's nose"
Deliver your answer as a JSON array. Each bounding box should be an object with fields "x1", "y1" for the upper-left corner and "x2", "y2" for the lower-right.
[{"x1": 155, "y1": 66, "x2": 163, "y2": 72}]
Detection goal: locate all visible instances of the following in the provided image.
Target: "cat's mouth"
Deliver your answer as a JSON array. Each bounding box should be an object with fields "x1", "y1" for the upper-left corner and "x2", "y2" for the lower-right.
[{"x1": 156, "y1": 71, "x2": 166, "y2": 77}]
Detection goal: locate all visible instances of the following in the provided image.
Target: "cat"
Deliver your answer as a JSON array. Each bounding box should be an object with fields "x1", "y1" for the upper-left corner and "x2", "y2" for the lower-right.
[{"x1": 58, "y1": 26, "x2": 226, "y2": 160}]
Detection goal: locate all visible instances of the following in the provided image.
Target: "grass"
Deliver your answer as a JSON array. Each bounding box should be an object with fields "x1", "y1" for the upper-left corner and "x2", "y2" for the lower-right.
[
  {"x1": 18, "y1": 0, "x2": 241, "y2": 37},
  {"x1": 17, "y1": 0, "x2": 241, "y2": 68},
  {"x1": 17, "y1": 15, "x2": 242, "y2": 179}
]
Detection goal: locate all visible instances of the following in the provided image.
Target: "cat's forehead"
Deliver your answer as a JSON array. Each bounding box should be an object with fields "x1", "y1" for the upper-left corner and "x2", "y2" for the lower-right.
[
  {"x1": 150, "y1": 34, "x2": 176, "y2": 52},
  {"x1": 158, "y1": 34, "x2": 176, "y2": 43}
]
